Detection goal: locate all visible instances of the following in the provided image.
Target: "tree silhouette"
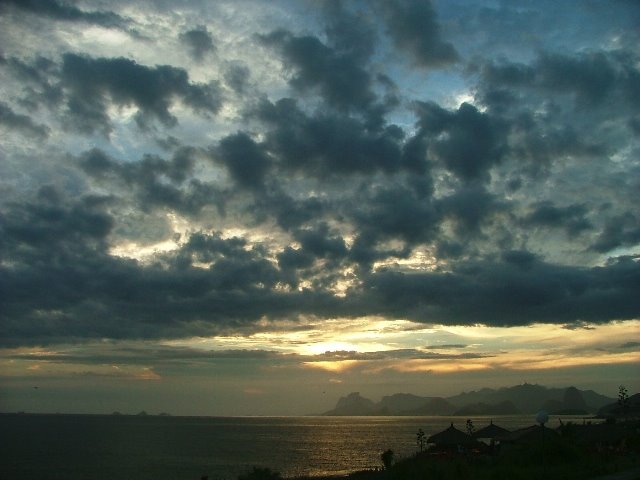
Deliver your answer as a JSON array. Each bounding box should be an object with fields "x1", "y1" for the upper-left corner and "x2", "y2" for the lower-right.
[
  {"x1": 618, "y1": 385, "x2": 629, "y2": 418},
  {"x1": 416, "y1": 428, "x2": 426, "y2": 452},
  {"x1": 381, "y1": 449, "x2": 394, "y2": 470},
  {"x1": 466, "y1": 419, "x2": 475, "y2": 436},
  {"x1": 237, "y1": 467, "x2": 281, "y2": 480}
]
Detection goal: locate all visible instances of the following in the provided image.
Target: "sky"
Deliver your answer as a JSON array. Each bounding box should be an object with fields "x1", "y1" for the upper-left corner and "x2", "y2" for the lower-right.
[{"x1": 0, "y1": 0, "x2": 639, "y2": 416}]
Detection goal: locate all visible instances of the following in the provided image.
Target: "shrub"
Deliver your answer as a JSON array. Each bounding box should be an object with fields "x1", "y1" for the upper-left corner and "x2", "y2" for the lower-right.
[
  {"x1": 237, "y1": 467, "x2": 282, "y2": 480},
  {"x1": 381, "y1": 449, "x2": 394, "y2": 470}
]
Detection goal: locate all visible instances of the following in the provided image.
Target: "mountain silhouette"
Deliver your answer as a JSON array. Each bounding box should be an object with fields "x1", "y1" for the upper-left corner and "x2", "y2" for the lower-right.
[
  {"x1": 323, "y1": 392, "x2": 377, "y2": 415},
  {"x1": 453, "y1": 400, "x2": 519, "y2": 416},
  {"x1": 322, "y1": 384, "x2": 615, "y2": 416},
  {"x1": 447, "y1": 383, "x2": 612, "y2": 414}
]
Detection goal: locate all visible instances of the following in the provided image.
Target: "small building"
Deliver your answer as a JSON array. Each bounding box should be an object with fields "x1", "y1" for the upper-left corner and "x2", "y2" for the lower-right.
[
  {"x1": 427, "y1": 423, "x2": 476, "y2": 451},
  {"x1": 473, "y1": 420, "x2": 510, "y2": 441}
]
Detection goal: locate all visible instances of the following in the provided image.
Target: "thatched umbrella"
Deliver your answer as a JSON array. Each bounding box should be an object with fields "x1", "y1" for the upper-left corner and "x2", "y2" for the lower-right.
[
  {"x1": 473, "y1": 420, "x2": 510, "y2": 440},
  {"x1": 427, "y1": 423, "x2": 474, "y2": 447}
]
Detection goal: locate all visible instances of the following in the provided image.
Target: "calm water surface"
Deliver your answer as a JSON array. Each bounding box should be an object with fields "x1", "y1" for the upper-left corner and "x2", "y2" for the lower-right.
[{"x1": 0, "y1": 414, "x2": 560, "y2": 480}]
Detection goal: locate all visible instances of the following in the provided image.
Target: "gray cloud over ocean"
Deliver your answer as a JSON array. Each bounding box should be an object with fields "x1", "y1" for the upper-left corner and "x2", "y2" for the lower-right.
[{"x1": 1, "y1": 0, "x2": 639, "y2": 348}]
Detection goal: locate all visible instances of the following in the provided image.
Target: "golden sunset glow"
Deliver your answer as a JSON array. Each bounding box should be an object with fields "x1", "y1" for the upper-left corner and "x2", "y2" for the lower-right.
[
  {"x1": 302, "y1": 360, "x2": 362, "y2": 373},
  {"x1": 1, "y1": 0, "x2": 638, "y2": 418}
]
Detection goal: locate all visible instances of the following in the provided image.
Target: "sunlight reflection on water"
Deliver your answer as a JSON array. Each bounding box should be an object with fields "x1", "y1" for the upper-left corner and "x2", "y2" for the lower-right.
[{"x1": 0, "y1": 414, "x2": 572, "y2": 479}]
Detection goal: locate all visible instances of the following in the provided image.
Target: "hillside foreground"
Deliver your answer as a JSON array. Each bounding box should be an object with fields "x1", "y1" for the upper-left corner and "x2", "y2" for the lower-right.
[{"x1": 344, "y1": 420, "x2": 640, "y2": 480}]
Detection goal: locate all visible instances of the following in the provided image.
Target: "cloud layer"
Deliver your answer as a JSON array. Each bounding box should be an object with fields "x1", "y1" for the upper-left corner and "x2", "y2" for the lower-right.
[{"x1": 0, "y1": 0, "x2": 639, "y2": 350}]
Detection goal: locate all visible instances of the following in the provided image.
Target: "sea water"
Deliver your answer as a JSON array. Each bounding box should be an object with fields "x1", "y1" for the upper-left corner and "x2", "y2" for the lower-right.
[{"x1": 0, "y1": 414, "x2": 564, "y2": 480}]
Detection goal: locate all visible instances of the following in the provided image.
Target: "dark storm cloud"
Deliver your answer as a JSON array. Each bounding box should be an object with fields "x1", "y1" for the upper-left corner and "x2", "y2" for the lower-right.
[
  {"x1": 360, "y1": 254, "x2": 640, "y2": 326},
  {"x1": 255, "y1": 98, "x2": 405, "y2": 176},
  {"x1": 312, "y1": 348, "x2": 489, "y2": 361},
  {"x1": 277, "y1": 246, "x2": 315, "y2": 272},
  {"x1": 472, "y1": 49, "x2": 639, "y2": 180},
  {"x1": 322, "y1": 0, "x2": 376, "y2": 62},
  {"x1": 215, "y1": 132, "x2": 271, "y2": 190},
  {"x1": 0, "y1": 102, "x2": 49, "y2": 139},
  {"x1": 293, "y1": 223, "x2": 348, "y2": 261},
  {"x1": 266, "y1": 191, "x2": 327, "y2": 231},
  {"x1": 501, "y1": 250, "x2": 537, "y2": 269},
  {"x1": 1, "y1": 1, "x2": 639, "y2": 351},
  {"x1": 507, "y1": 117, "x2": 605, "y2": 177},
  {"x1": 2, "y1": 56, "x2": 63, "y2": 109},
  {"x1": 0, "y1": 189, "x2": 347, "y2": 346},
  {"x1": 5, "y1": 345, "x2": 490, "y2": 368},
  {"x1": 277, "y1": 223, "x2": 349, "y2": 287},
  {"x1": 561, "y1": 321, "x2": 596, "y2": 331},
  {"x1": 522, "y1": 201, "x2": 593, "y2": 237},
  {"x1": 180, "y1": 25, "x2": 216, "y2": 61},
  {"x1": 223, "y1": 63, "x2": 251, "y2": 93},
  {"x1": 3, "y1": 346, "x2": 289, "y2": 367},
  {"x1": 380, "y1": 0, "x2": 459, "y2": 68},
  {"x1": 61, "y1": 54, "x2": 222, "y2": 134},
  {"x1": 591, "y1": 213, "x2": 640, "y2": 253},
  {"x1": 0, "y1": 186, "x2": 113, "y2": 256},
  {"x1": 437, "y1": 185, "x2": 504, "y2": 236},
  {"x1": 415, "y1": 101, "x2": 506, "y2": 182},
  {"x1": 629, "y1": 117, "x2": 640, "y2": 135},
  {"x1": 1, "y1": 186, "x2": 639, "y2": 346},
  {"x1": 349, "y1": 182, "x2": 438, "y2": 247},
  {"x1": 470, "y1": 50, "x2": 640, "y2": 184},
  {"x1": 80, "y1": 148, "x2": 224, "y2": 215},
  {"x1": 1, "y1": 0, "x2": 130, "y2": 30},
  {"x1": 426, "y1": 344, "x2": 468, "y2": 350},
  {"x1": 477, "y1": 50, "x2": 640, "y2": 110},
  {"x1": 258, "y1": 22, "x2": 380, "y2": 115},
  {"x1": 534, "y1": 51, "x2": 640, "y2": 107},
  {"x1": 172, "y1": 232, "x2": 263, "y2": 272},
  {"x1": 347, "y1": 235, "x2": 408, "y2": 270}
]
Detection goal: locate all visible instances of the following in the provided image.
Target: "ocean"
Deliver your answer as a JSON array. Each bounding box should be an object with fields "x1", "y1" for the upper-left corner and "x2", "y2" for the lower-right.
[{"x1": 0, "y1": 414, "x2": 560, "y2": 479}]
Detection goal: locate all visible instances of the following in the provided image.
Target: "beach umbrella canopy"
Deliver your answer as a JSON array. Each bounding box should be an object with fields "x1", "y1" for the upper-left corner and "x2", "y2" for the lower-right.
[
  {"x1": 427, "y1": 423, "x2": 474, "y2": 445},
  {"x1": 473, "y1": 420, "x2": 510, "y2": 439}
]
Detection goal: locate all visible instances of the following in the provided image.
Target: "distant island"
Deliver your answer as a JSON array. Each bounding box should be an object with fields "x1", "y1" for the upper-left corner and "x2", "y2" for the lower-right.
[
  {"x1": 321, "y1": 383, "x2": 615, "y2": 416},
  {"x1": 110, "y1": 411, "x2": 171, "y2": 417}
]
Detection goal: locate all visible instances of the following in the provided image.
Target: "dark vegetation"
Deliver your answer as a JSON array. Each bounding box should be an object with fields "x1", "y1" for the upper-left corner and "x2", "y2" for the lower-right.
[
  {"x1": 360, "y1": 428, "x2": 639, "y2": 480},
  {"x1": 346, "y1": 421, "x2": 639, "y2": 480},
  {"x1": 237, "y1": 467, "x2": 282, "y2": 480}
]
